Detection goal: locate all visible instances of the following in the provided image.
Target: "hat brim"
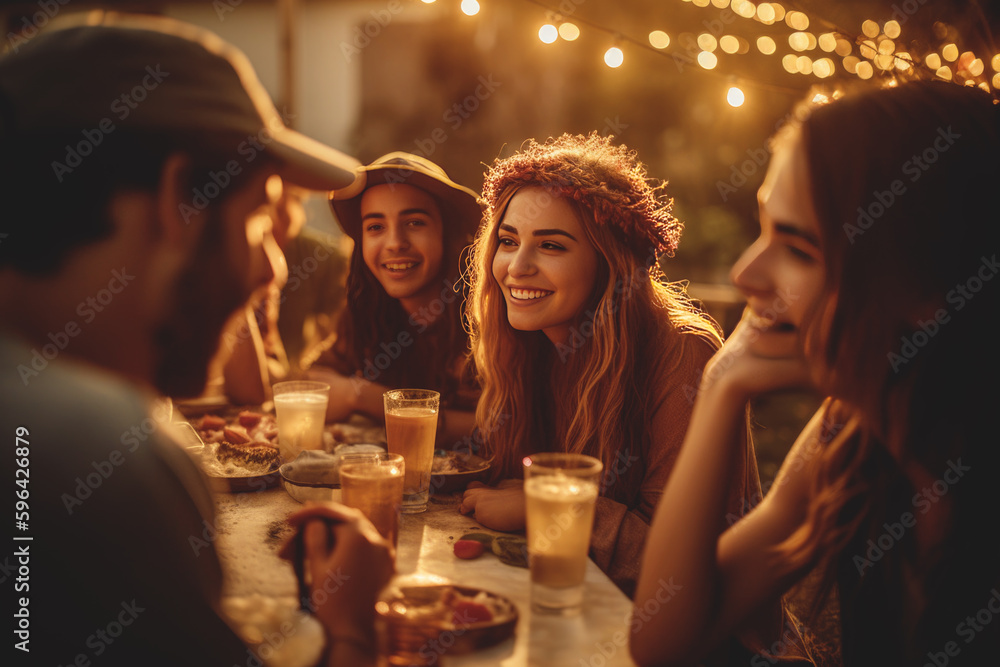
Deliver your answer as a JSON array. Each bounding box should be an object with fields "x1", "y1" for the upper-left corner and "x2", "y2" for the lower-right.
[
  {"x1": 267, "y1": 127, "x2": 361, "y2": 191},
  {"x1": 330, "y1": 164, "x2": 483, "y2": 241}
]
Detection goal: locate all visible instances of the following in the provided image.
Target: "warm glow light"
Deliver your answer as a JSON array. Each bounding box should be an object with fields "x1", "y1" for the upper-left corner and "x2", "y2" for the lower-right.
[
  {"x1": 692, "y1": 0, "x2": 710, "y2": 7},
  {"x1": 842, "y1": 55, "x2": 859, "y2": 73},
  {"x1": 835, "y1": 38, "x2": 853, "y2": 57},
  {"x1": 698, "y1": 51, "x2": 718, "y2": 69},
  {"x1": 648, "y1": 30, "x2": 670, "y2": 49},
  {"x1": 538, "y1": 24, "x2": 558, "y2": 44},
  {"x1": 936, "y1": 65, "x2": 953, "y2": 80},
  {"x1": 861, "y1": 20, "x2": 880, "y2": 39},
  {"x1": 698, "y1": 33, "x2": 718, "y2": 52},
  {"x1": 770, "y1": 3, "x2": 786, "y2": 22},
  {"x1": 969, "y1": 58, "x2": 985, "y2": 76},
  {"x1": 789, "y1": 32, "x2": 809, "y2": 52},
  {"x1": 993, "y1": 73, "x2": 1000, "y2": 88},
  {"x1": 460, "y1": 0, "x2": 480, "y2": 15},
  {"x1": 993, "y1": 54, "x2": 1000, "y2": 71},
  {"x1": 884, "y1": 20, "x2": 901, "y2": 39},
  {"x1": 796, "y1": 55, "x2": 813, "y2": 75},
  {"x1": 856, "y1": 61, "x2": 874, "y2": 79},
  {"x1": 756, "y1": 3, "x2": 776, "y2": 23},
  {"x1": 813, "y1": 58, "x2": 834, "y2": 78},
  {"x1": 559, "y1": 22, "x2": 581, "y2": 41},
  {"x1": 711, "y1": 0, "x2": 728, "y2": 8},
  {"x1": 786, "y1": 11, "x2": 808, "y2": 30},
  {"x1": 875, "y1": 54, "x2": 894, "y2": 71},
  {"x1": 782, "y1": 53, "x2": 798, "y2": 73},
  {"x1": 731, "y1": 0, "x2": 755, "y2": 19},
  {"x1": 727, "y1": 86, "x2": 745, "y2": 107},
  {"x1": 720, "y1": 35, "x2": 740, "y2": 54},
  {"x1": 818, "y1": 33, "x2": 837, "y2": 52},
  {"x1": 895, "y1": 52, "x2": 912, "y2": 71},
  {"x1": 757, "y1": 36, "x2": 776, "y2": 55},
  {"x1": 925, "y1": 52, "x2": 942, "y2": 69},
  {"x1": 942, "y1": 43, "x2": 959, "y2": 62},
  {"x1": 878, "y1": 39, "x2": 895, "y2": 55},
  {"x1": 859, "y1": 40, "x2": 877, "y2": 60},
  {"x1": 604, "y1": 46, "x2": 624, "y2": 68},
  {"x1": 420, "y1": 0, "x2": 435, "y2": 3}
]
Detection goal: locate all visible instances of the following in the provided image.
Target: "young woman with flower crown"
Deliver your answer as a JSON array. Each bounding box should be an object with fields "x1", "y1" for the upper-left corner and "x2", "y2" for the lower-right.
[{"x1": 458, "y1": 133, "x2": 773, "y2": 610}]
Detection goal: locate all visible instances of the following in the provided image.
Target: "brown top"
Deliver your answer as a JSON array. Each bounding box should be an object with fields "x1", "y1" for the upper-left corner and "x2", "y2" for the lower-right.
[{"x1": 588, "y1": 330, "x2": 762, "y2": 597}]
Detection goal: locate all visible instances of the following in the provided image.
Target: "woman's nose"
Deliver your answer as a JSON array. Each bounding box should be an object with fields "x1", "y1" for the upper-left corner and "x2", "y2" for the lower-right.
[
  {"x1": 730, "y1": 239, "x2": 770, "y2": 296},
  {"x1": 506, "y1": 246, "x2": 535, "y2": 277}
]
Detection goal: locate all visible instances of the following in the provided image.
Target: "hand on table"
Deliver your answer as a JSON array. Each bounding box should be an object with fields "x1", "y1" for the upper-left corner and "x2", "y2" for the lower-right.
[
  {"x1": 459, "y1": 479, "x2": 526, "y2": 532},
  {"x1": 279, "y1": 503, "x2": 394, "y2": 652}
]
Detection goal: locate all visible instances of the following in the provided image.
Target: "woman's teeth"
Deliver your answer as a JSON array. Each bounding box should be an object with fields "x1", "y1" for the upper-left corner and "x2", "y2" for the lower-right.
[
  {"x1": 511, "y1": 288, "x2": 551, "y2": 300},
  {"x1": 384, "y1": 262, "x2": 416, "y2": 271}
]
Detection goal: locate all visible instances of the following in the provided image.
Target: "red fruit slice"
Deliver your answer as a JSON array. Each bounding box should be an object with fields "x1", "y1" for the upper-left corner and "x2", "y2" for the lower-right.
[
  {"x1": 238, "y1": 411, "x2": 263, "y2": 428},
  {"x1": 451, "y1": 600, "x2": 493, "y2": 626},
  {"x1": 453, "y1": 540, "x2": 485, "y2": 560},
  {"x1": 200, "y1": 415, "x2": 226, "y2": 430},
  {"x1": 223, "y1": 426, "x2": 251, "y2": 444}
]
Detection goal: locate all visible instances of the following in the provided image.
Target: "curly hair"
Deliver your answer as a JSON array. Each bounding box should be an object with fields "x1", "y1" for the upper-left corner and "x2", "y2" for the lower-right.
[
  {"x1": 468, "y1": 132, "x2": 721, "y2": 495},
  {"x1": 482, "y1": 132, "x2": 683, "y2": 260}
]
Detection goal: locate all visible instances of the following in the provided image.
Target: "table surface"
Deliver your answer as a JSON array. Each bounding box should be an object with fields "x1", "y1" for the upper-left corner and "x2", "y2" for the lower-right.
[{"x1": 213, "y1": 482, "x2": 639, "y2": 667}]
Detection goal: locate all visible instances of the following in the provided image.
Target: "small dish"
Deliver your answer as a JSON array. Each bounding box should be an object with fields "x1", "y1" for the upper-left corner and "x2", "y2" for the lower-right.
[
  {"x1": 175, "y1": 422, "x2": 281, "y2": 494},
  {"x1": 279, "y1": 445, "x2": 385, "y2": 503},
  {"x1": 375, "y1": 582, "x2": 517, "y2": 659},
  {"x1": 430, "y1": 450, "x2": 492, "y2": 494}
]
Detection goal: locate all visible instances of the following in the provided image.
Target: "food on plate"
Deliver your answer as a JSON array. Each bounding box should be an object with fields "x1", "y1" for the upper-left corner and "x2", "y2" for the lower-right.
[
  {"x1": 196, "y1": 410, "x2": 278, "y2": 447},
  {"x1": 452, "y1": 539, "x2": 485, "y2": 560},
  {"x1": 432, "y1": 450, "x2": 488, "y2": 474},
  {"x1": 217, "y1": 440, "x2": 281, "y2": 472}
]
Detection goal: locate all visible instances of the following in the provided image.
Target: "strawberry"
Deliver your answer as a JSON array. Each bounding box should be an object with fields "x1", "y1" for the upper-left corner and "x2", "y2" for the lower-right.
[
  {"x1": 451, "y1": 600, "x2": 493, "y2": 626},
  {"x1": 238, "y1": 411, "x2": 263, "y2": 428},
  {"x1": 453, "y1": 540, "x2": 486, "y2": 560}
]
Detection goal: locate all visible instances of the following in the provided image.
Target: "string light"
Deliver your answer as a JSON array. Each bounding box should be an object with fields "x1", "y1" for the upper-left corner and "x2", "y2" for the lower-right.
[
  {"x1": 727, "y1": 85, "x2": 746, "y2": 107},
  {"x1": 604, "y1": 45, "x2": 624, "y2": 68},
  {"x1": 440, "y1": 0, "x2": 1000, "y2": 106}
]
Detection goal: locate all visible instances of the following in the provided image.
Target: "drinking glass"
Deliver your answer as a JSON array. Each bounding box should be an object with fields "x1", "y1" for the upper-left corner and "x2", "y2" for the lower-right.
[
  {"x1": 339, "y1": 452, "x2": 405, "y2": 551},
  {"x1": 272, "y1": 381, "x2": 329, "y2": 460},
  {"x1": 523, "y1": 452, "x2": 603, "y2": 615},
  {"x1": 383, "y1": 389, "x2": 439, "y2": 514}
]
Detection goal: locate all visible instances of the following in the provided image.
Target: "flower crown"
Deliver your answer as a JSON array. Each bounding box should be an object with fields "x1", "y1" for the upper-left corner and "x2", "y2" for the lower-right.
[{"x1": 482, "y1": 132, "x2": 682, "y2": 258}]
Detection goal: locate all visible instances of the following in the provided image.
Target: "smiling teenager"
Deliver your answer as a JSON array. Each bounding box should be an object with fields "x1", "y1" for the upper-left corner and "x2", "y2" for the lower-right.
[
  {"x1": 458, "y1": 133, "x2": 778, "y2": 614},
  {"x1": 308, "y1": 153, "x2": 483, "y2": 445},
  {"x1": 631, "y1": 81, "x2": 1000, "y2": 666}
]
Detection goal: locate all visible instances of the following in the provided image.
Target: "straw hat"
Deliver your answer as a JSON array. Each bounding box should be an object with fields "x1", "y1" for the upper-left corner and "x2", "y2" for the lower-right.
[{"x1": 330, "y1": 152, "x2": 483, "y2": 242}]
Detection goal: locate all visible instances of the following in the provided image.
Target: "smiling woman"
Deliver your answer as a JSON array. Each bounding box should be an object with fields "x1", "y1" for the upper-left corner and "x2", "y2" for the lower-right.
[
  {"x1": 309, "y1": 153, "x2": 483, "y2": 445},
  {"x1": 459, "y1": 134, "x2": 777, "y2": 627}
]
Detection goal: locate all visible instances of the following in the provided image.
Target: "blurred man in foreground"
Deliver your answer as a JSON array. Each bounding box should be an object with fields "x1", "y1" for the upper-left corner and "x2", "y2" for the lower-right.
[{"x1": 0, "y1": 12, "x2": 391, "y2": 666}]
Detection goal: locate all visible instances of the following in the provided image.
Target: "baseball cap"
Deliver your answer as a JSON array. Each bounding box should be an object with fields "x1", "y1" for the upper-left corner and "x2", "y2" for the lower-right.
[
  {"x1": 0, "y1": 11, "x2": 359, "y2": 190},
  {"x1": 330, "y1": 152, "x2": 483, "y2": 242}
]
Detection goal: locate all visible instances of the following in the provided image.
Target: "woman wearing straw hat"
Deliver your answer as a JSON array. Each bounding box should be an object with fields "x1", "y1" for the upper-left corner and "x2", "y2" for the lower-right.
[{"x1": 309, "y1": 153, "x2": 483, "y2": 445}]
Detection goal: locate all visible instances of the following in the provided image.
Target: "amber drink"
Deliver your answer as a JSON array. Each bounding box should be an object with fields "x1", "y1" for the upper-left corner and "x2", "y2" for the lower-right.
[
  {"x1": 383, "y1": 389, "x2": 439, "y2": 514},
  {"x1": 340, "y1": 453, "x2": 405, "y2": 551},
  {"x1": 523, "y1": 452, "x2": 603, "y2": 615}
]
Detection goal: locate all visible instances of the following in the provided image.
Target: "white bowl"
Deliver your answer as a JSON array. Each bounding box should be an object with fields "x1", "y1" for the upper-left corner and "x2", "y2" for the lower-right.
[{"x1": 278, "y1": 445, "x2": 385, "y2": 503}]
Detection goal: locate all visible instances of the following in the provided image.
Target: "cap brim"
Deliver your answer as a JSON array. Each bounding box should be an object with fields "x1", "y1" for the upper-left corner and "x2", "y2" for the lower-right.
[{"x1": 267, "y1": 127, "x2": 361, "y2": 191}]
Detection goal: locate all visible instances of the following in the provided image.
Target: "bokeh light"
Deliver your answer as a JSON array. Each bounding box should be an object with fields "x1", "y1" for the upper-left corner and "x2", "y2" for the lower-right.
[
  {"x1": 698, "y1": 51, "x2": 718, "y2": 69},
  {"x1": 559, "y1": 22, "x2": 581, "y2": 41},
  {"x1": 648, "y1": 30, "x2": 670, "y2": 49},
  {"x1": 862, "y1": 20, "x2": 880, "y2": 39},
  {"x1": 604, "y1": 46, "x2": 624, "y2": 68},
  {"x1": 942, "y1": 43, "x2": 959, "y2": 62},
  {"x1": 727, "y1": 86, "x2": 745, "y2": 107},
  {"x1": 698, "y1": 33, "x2": 718, "y2": 52},
  {"x1": 757, "y1": 36, "x2": 776, "y2": 55},
  {"x1": 720, "y1": 35, "x2": 740, "y2": 54},
  {"x1": 856, "y1": 61, "x2": 874, "y2": 79},
  {"x1": 538, "y1": 24, "x2": 558, "y2": 44},
  {"x1": 884, "y1": 20, "x2": 901, "y2": 39},
  {"x1": 460, "y1": 0, "x2": 480, "y2": 16}
]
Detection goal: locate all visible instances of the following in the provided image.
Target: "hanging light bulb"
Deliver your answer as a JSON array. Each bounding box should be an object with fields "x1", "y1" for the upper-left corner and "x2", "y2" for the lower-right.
[{"x1": 604, "y1": 46, "x2": 624, "y2": 68}]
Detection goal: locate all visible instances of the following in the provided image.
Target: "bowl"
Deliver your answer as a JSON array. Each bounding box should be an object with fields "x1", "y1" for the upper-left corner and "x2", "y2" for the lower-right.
[
  {"x1": 279, "y1": 445, "x2": 386, "y2": 503},
  {"x1": 375, "y1": 581, "x2": 517, "y2": 660},
  {"x1": 429, "y1": 450, "x2": 492, "y2": 494}
]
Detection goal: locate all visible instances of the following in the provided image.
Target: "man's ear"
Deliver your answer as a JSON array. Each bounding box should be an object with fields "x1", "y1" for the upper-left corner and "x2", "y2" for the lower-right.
[{"x1": 157, "y1": 152, "x2": 203, "y2": 247}]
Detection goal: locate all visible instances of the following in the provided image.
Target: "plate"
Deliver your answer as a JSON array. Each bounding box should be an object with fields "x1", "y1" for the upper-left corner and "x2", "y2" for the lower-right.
[
  {"x1": 174, "y1": 422, "x2": 282, "y2": 494},
  {"x1": 375, "y1": 583, "x2": 517, "y2": 657},
  {"x1": 430, "y1": 450, "x2": 491, "y2": 494}
]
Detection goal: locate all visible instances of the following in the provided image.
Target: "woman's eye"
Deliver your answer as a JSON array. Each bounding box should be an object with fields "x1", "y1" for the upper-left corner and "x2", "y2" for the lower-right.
[
  {"x1": 406, "y1": 219, "x2": 427, "y2": 227},
  {"x1": 498, "y1": 236, "x2": 516, "y2": 247},
  {"x1": 541, "y1": 241, "x2": 565, "y2": 251},
  {"x1": 364, "y1": 223, "x2": 383, "y2": 233},
  {"x1": 787, "y1": 245, "x2": 815, "y2": 262}
]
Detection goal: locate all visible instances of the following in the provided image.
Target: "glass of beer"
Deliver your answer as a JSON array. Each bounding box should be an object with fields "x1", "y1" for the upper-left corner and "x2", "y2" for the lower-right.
[
  {"x1": 383, "y1": 389, "x2": 439, "y2": 514},
  {"x1": 339, "y1": 452, "x2": 405, "y2": 551},
  {"x1": 523, "y1": 452, "x2": 603, "y2": 615},
  {"x1": 272, "y1": 381, "x2": 330, "y2": 461}
]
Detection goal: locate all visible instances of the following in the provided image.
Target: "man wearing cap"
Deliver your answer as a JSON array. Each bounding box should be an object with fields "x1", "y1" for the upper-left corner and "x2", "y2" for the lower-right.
[{"x1": 0, "y1": 12, "x2": 390, "y2": 666}]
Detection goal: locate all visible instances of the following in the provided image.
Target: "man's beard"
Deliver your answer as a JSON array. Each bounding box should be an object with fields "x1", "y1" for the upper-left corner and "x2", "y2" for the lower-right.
[{"x1": 153, "y1": 212, "x2": 250, "y2": 398}]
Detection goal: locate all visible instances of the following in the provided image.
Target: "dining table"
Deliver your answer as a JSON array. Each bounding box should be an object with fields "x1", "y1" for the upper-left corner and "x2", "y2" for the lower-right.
[{"x1": 205, "y1": 434, "x2": 641, "y2": 667}]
